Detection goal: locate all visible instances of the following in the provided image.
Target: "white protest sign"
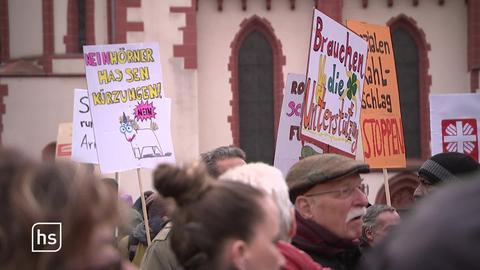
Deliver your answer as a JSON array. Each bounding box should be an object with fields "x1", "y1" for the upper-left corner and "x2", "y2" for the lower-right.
[
  {"x1": 300, "y1": 9, "x2": 368, "y2": 157},
  {"x1": 274, "y1": 73, "x2": 323, "y2": 176},
  {"x1": 430, "y1": 93, "x2": 480, "y2": 161},
  {"x1": 83, "y1": 43, "x2": 175, "y2": 173},
  {"x1": 71, "y1": 89, "x2": 98, "y2": 164}
]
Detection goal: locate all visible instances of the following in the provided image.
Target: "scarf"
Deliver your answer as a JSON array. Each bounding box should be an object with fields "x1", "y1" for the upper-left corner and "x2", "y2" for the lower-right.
[{"x1": 293, "y1": 210, "x2": 357, "y2": 257}]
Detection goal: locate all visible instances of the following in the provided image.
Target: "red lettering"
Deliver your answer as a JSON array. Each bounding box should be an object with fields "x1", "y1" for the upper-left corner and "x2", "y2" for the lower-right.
[
  {"x1": 289, "y1": 125, "x2": 300, "y2": 141},
  {"x1": 57, "y1": 143, "x2": 72, "y2": 157},
  {"x1": 297, "y1": 82, "x2": 305, "y2": 95},
  {"x1": 291, "y1": 81, "x2": 298, "y2": 94},
  {"x1": 363, "y1": 118, "x2": 406, "y2": 159},
  {"x1": 313, "y1": 17, "x2": 323, "y2": 52},
  {"x1": 362, "y1": 119, "x2": 375, "y2": 158}
]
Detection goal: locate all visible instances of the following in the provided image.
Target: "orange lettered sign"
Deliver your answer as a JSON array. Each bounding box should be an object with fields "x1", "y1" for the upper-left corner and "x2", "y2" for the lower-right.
[{"x1": 347, "y1": 20, "x2": 406, "y2": 168}]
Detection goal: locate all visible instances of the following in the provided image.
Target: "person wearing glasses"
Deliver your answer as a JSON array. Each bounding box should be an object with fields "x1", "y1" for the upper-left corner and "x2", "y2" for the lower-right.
[{"x1": 286, "y1": 153, "x2": 369, "y2": 270}]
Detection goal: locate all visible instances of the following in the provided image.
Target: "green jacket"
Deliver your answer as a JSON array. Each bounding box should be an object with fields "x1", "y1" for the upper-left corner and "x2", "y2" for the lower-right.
[{"x1": 140, "y1": 221, "x2": 181, "y2": 270}]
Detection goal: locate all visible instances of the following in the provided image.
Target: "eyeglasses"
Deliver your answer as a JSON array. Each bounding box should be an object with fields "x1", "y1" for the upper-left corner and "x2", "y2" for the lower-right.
[{"x1": 304, "y1": 179, "x2": 365, "y2": 199}]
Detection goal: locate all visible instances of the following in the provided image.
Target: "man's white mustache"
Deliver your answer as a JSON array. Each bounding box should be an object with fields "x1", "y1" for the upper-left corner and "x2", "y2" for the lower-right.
[{"x1": 345, "y1": 207, "x2": 366, "y2": 222}]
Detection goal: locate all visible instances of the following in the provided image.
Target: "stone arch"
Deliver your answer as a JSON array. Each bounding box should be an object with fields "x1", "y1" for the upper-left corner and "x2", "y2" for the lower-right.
[{"x1": 375, "y1": 171, "x2": 419, "y2": 211}]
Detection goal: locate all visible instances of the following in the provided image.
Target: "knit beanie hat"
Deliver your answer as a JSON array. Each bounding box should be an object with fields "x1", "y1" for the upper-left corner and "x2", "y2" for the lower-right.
[{"x1": 418, "y1": 152, "x2": 480, "y2": 185}]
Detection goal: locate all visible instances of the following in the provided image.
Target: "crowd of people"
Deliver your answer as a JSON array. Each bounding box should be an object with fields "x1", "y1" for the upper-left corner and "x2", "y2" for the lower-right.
[{"x1": 1, "y1": 145, "x2": 479, "y2": 270}]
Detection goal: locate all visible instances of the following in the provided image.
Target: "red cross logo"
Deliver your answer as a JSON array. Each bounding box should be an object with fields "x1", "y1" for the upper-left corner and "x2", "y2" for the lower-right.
[{"x1": 441, "y1": 119, "x2": 478, "y2": 161}]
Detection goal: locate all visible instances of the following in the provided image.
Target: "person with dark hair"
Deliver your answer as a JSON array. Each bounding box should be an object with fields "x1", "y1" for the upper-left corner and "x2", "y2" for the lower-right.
[
  {"x1": 414, "y1": 152, "x2": 480, "y2": 200},
  {"x1": 200, "y1": 145, "x2": 246, "y2": 177},
  {"x1": 286, "y1": 154, "x2": 369, "y2": 270},
  {"x1": 117, "y1": 191, "x2": 153, "y2": 243},
  {"x1": 0, "y1": 147, "x2": 133, "y2": 270},
  {"x1": 142, "y1": 147, "x2": 247, "y2": 270},
  {"x1": 144, "y1": 162, "x2": 285, "y2": 270},
  {"x1": 358, "y1": 175, "x2": 480, "y2": 270},
  {"x1": 119, "y1": 193, "x2": 168, "y2": 266},
  {"x1": 132, "y1": 191, "x2": 154, "y2": 220},
  {"x1": 359, "y1": 204, "x2": 400, "y2": 250}
]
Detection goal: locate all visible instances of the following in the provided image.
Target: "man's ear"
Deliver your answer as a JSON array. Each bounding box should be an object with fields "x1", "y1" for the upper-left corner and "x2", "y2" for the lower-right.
[
  {"x1": 295, "y1": 196, "x2": 313, "y2": 220},
  {"x1": 365, "y1": 227, "x2": 374, "y2": 243},
  {"x1": 287, "y1": 207, "x2": 297, "y2": 239},
  {"x1": 230, "y1": 239, "x2": 247, "y2": 270}
]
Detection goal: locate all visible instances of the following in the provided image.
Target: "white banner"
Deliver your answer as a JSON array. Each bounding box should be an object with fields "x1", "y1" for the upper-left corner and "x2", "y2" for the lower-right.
[
  {"x1": 71, "y1": 89, "x2": 98, "y2": 164},
  {"x1": 301, "y1": 9, "x2": 368, "y2": 157},
  {"x1": 83, "y1": 43, "x2": 175, "y2": 173},
  {"x1": 274, "y1": 73, "x2": 323, "y2": 176},
  {"x1": 430, "y1": 93, "x2": 480, "y2": 161}
]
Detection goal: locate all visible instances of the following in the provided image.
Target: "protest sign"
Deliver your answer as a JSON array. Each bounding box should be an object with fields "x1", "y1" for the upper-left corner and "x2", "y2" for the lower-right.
[
  {"x1": 274, "y1": 73, "x2": 323, "y2": 176},
  {"x1": 430, "y1": 93, "x2": 480, "y2": 161},
  {"x1": 83, "y1": 43, "x2": 175, "y2": 173},
  {"x1": 71, "y1": 89, "x2": 98, "y2": 164},
  {"x1": 347, "y1": 20, "x2": 406, "y2": 168},
  {"x1": 300, "y1": 9, "x2": 368, "y2": 157},
  {"x1": 56, "y1": 122, "x2": 72, "y2": 160}
]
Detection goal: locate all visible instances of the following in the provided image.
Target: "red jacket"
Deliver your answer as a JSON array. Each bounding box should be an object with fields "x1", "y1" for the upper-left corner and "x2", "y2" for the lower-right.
[{"x1": 277, "y1": 241, "x2": 331, "y2": 270}]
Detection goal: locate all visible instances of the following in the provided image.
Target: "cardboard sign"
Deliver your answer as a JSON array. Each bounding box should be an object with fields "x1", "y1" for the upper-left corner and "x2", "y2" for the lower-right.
[
  {"x1": 347, "y1": 20, "x2": 406, "y2": 168},
  {"x1": 430, "y1": 93, "x2": 480, "y2": 161},
  {"x1": 56, "y1": 122, "x2": 72, "y2": 160},
  {"x1": 71, "y1": 89, "x2": 98, "y2": 164},
  {"x1": 274, "y1": 73, "x2": 323, "y2": 176},
  {"x1": 300, "y1": 9, "x2": 368, "y2": 157},
  {"x1": 83, "y1": 43, "x2": 175, "y2": 173}
]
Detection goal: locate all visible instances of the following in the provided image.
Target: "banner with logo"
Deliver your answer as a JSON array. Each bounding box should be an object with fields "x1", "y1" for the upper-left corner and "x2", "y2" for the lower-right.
[{"x1": 430, "y1": 93, "x2": 480, "y2": 161}]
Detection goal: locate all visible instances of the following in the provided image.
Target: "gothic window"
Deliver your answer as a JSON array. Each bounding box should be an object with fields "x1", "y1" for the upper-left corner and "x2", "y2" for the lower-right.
[
  {"x1": 238, "y1": 31, "x2": 274, "y2": 163},
  {"x1": 392, "y1": 27, "x2": 421, "y2": 158},
  {"x1": 389, "y1": 15, "x2": 431, "y2": 160}
]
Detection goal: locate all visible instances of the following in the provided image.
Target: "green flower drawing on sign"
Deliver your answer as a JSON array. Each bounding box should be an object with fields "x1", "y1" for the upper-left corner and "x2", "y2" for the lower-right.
[{"x1": 346, "y1": 72, "x2": 357, "y2": 101}]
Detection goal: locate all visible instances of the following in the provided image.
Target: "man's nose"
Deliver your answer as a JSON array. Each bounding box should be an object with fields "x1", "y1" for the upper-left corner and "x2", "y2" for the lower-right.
[
  {"x1": 413, "y1": 185, "x2": 425, "y2": 201},
  {"x1": 353, "y1": 187, "x2": 369, "y2": 207}
]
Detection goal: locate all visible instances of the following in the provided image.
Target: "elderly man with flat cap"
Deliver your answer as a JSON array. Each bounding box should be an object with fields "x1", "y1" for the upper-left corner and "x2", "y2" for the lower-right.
[{"x1": 286, "y1": 153, "x2": 369, "y2": 270}]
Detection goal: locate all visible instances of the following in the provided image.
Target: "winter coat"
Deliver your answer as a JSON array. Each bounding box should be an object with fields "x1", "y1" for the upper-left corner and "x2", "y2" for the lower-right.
[{"x1": 140, "y1": 221, "x2": 181, "y2": 270}]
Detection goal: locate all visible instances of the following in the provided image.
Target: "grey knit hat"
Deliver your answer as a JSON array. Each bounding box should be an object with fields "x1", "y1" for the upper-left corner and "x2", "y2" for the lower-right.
[{"x1": 418, "y1": 152, "x2": 480, "y2": 185}]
